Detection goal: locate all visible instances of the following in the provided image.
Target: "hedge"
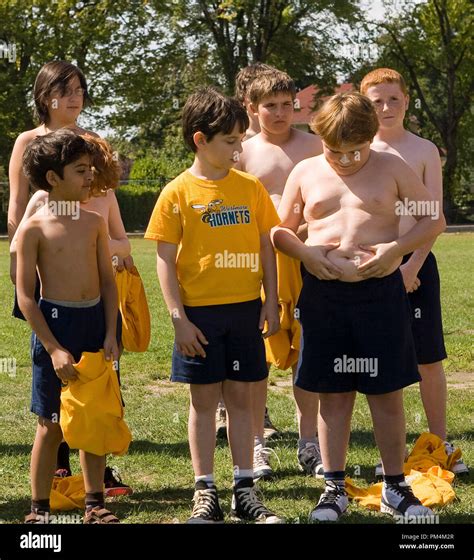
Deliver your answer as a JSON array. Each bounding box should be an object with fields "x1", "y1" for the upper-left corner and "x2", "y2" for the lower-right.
[{"x1": 114, "y1": 181, "x2": 162, "y2": 232}]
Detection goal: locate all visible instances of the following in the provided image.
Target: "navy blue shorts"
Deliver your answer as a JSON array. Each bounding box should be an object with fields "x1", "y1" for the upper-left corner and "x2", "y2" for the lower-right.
[
  {"x1": 295, "y1": 269, "x2": 421, "y2": 395},
  {"x1": 402, "y1": 252, "x2": 447, "y2": 364},
  {"x1": 30, "y1": 298, "x2": 121, "y2": 421},
  {"x1": 171, "y1": 299, "x2": 268, "y2": 384}
]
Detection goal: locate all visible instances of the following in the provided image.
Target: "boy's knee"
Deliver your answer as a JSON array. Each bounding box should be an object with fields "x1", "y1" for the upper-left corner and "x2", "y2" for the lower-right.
[
  {"x1": 419, "y1": 362, "x2": 444, "y2": 377},
  {"x1": 223, "y1": 381, "x2": 251, "y2": 411},
  {"x1": 190, "y1": 391, "x2": 220, "y2": 414},
  {"x1": 36, "y1": 417, "x2": 63, "y2": 443}
]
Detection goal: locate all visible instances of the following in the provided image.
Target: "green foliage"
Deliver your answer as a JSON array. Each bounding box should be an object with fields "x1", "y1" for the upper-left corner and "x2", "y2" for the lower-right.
[{"x1": 114, "y1": 182, "x2": 160, "y2": 233}]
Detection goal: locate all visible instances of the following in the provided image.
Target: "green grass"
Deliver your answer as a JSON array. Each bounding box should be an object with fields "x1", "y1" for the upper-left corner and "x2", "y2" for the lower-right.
[{"x1": 0, "y1": 234, "x2": 472, "y2": 523}]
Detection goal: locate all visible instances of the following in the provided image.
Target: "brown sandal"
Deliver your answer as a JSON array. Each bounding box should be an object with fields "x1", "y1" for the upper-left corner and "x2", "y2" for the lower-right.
[
  {"x1": 25, "y1": 511, "x2": 50, "y2": 524},
  {"x1": 83, "y1": 506, "x2": 120, "y2": 524}
]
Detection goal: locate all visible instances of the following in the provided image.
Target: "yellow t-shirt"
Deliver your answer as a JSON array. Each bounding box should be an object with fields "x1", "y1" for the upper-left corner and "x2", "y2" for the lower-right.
[{"x1": 145, "y1": 168, "x2": 280, "y2": 306}]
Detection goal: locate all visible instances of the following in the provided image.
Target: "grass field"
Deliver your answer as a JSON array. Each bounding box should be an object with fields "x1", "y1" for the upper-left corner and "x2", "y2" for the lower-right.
[{"x1": 0, "y1": 233, "x2": 472, "y2": 524}]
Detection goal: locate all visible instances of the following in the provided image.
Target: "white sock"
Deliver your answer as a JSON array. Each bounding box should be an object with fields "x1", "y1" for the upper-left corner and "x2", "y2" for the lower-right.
[
  {"x1": 195, "y1": 474, "x2": 214, "y2": 485},
  {"x1": 234, "y1": 469, "x2": 254, "y2": 483}
]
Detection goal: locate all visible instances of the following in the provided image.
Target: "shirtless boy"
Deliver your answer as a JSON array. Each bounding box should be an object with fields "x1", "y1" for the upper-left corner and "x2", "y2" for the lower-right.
[
  {"x1": 239, "y1": 68, "x2": 323, "y2": 480},
  {"x1": 361, "y1": 68, "x2": 468, "y2": 476},
  {"x1": 16, "y1": 129, "x2": 120, "y2": 524},
  {"x1": 273, "y1": 92, "x2": 445, "y2": 521}
]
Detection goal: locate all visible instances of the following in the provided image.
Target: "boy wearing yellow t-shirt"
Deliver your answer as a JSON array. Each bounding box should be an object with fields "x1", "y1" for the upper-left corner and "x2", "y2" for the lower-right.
[{"x1": 145, "y1": 87, "x2": 284, "y2": 524}]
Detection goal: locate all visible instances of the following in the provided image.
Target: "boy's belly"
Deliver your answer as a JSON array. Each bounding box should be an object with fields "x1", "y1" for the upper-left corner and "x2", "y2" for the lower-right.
[{"x1": 326, "y1": 246, "x2": 402, "y2": 282}]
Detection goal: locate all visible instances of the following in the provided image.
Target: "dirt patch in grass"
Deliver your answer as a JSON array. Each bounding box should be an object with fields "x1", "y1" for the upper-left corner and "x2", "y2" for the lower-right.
[
  {"x1": 446, "y1": 371, "x2": 474, "y2": 389},
  {"x1": 145, "y1": 380, "x2": 176, "y2": 397}
]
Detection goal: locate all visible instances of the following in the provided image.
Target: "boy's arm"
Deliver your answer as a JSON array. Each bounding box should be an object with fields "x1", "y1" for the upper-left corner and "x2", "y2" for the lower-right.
[
  {"x1": 401, "y1": 144, "x2": 443, "y2": 291},
  {"x1": 96, "y1": 216, "x2": 119, "y2": 362},
  {"x1": 358, "y1": 159, "x2": 446, "y2": 278},
  {"x1": 8, "y1": 133, "x2": 32, "y2": 243},
  {"x1": 10, "y1": 190, "x2": 49, "y2": 284},
  {"x1": 272, "y1": 166, "x2": 341, "y2": 279},
  {"x1": 16, "y1": 222, "x2": 78, "y2": 382},
  {"x1": 156, "y1": 241, "x2": 208, "y2": 357},
  {"x1": 107, "y1": 191, "x2": 132, "y2": 259},
  {"x1": 259, "y1": 232, "x2": 279, "y2": 337}
]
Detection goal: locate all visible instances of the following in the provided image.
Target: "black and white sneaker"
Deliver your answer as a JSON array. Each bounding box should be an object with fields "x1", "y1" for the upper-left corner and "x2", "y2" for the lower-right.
[
  {"x1": 444, "y1": 441, "x2": 469, "y2": 475},
  {"x1": 309, "y1": 480, "x2": 349, "y2": 522},
  {"x1": 298, "y1": 440, "x2": 324, "y2": 478},
  {"x1": 231, "y1": 478, "x2": 284, "y2": 524},
  {"x1": 381, "y1": 480, "x2": 434, "y2": 518},
  {"x1": 187, "y1": 481, "x2": 224, "y2": 524}
]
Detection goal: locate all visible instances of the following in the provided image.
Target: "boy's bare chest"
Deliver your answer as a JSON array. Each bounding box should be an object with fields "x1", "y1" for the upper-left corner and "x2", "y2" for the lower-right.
[
  {"x1": 244, "y1": 145, "x2": 301, "y2": 194},
  {"x1": 302, "y1": 171, "x2": 399, "y2": 219},
  {"x1": 373, "y1": 142, "x2": 424, "y2": 180},
  {"x1": 40, "y1": 221, "x2": 97, "y2": 259}
]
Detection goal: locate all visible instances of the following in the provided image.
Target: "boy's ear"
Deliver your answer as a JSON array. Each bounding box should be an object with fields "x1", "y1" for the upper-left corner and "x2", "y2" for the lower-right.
[
  {"x1": 405, "y1": 95, "x2": 410, "y2": 110},
  {"x1": 249, "y1": 102, "x2": 259, "y2": 116},
  {"x1": 45, "y1": 169, "x2": 58, "y2": 189},
  {"x1": 193, "y1": 131, "x2": 207, "y2": 149}
]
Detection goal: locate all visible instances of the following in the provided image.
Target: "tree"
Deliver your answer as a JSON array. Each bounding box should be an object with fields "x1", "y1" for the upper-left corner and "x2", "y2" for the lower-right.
[{"x1": 0, "y1": 0, "x2": 152, "y2": 170}]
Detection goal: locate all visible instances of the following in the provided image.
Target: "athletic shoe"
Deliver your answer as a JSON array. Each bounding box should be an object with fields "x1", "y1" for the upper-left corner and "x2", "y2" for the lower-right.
[
  {"x1": 381, "y1": 480, "x2": 434, "y2": 518},
  {"x1": 309, "y1": 480, "x2": 349, "y2": 522},
  {"x1": 215, "y1": 404, "x2": 227, "y2": 439},
  {"x1": 444, "y1": 441, "x2": 469, "y2": 475},
  {"x1": 187, "y1": 481, "x2": 224, "y2": 524},
  {"x1": 263, "y1": 408, "x2": 279, "y2": 440},
  {"x1": 104, "y1": 466, "x2": 133, "y2": 497},
  {"x1": 297, "y1": 440, "x2": 324, "y2": 478},
  {"x1": 253, "y1": 443, "x2": 275, "y2": 481},
  {"x1": 230, "y1": 478, "x2": 284, "y2": 523}
]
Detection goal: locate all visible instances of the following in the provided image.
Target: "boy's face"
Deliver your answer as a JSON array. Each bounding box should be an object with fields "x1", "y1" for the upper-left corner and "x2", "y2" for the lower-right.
[
  {"x1": 365, "y1": 83, "x2": 408, "y2": 130},
  {"x1": 322, "y1": 141, "x2": 371, "y2": 176},
  {"x1": 48, "y1": 154, "x2": 94, "y2": 202},
  {"x1": 252, "y1": 92, "x2": 294, "y2": 134},
  {"x1": 47, "y1": 75, "x2": 84, "y2": 124},
  {"x1": 197, "y1": 124, "x2": 244, "y2": 170}
]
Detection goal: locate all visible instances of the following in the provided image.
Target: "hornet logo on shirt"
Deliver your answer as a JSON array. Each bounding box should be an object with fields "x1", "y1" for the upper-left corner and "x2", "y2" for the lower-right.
[{"x1": 191, "y1": 200, "x2": 251, "y2": 228}]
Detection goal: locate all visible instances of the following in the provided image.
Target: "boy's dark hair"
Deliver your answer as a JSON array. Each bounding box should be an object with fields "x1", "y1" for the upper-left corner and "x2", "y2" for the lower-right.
[
  {"x1": 235, "y1": 62, "x2": 275, "y2": 102},
  {"x1": 22, "y1": 128, "x2": 94, "y2": 192},
  {"x1": 33, "y1": 60, "x2": 92, "y2": 124},
  {"x1": 182, "y1": 87, "x2": 249, "y2": 152}
]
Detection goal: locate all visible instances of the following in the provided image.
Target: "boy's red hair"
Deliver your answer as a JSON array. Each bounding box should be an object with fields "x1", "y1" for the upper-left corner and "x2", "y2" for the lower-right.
[
  {"x1": 83, "y1": 135, "x2": 121, "y2": 195},
  {"x1": 360, "y1": 68, "x2": 408, "y2": 96}
]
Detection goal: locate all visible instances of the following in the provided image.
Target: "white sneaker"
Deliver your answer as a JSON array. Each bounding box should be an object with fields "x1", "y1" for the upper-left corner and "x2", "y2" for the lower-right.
[
  {"x1": 309, "y1": 480, "x2": 349, "y2": 522},
  {"x1": 253, "y1": 443, "x2": 278, "y2": 481},
  {"x1": 444, "y1": 441, "x2": 469, "y2": 475},
  {"x1": 381, "y1": 480, "x2": 434, "y2": 518},
  {"x1": 297, "y1": 440, "x2": 324, "y2": 478}
]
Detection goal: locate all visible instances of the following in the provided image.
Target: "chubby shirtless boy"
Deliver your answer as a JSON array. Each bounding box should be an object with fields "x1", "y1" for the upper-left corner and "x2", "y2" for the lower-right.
[
  {"x1": 239, "y1": 68, "x2": 324, "y2": 480},
  {"x1": 273, "y1": 92, "x2": 445, "y2": 521}
]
